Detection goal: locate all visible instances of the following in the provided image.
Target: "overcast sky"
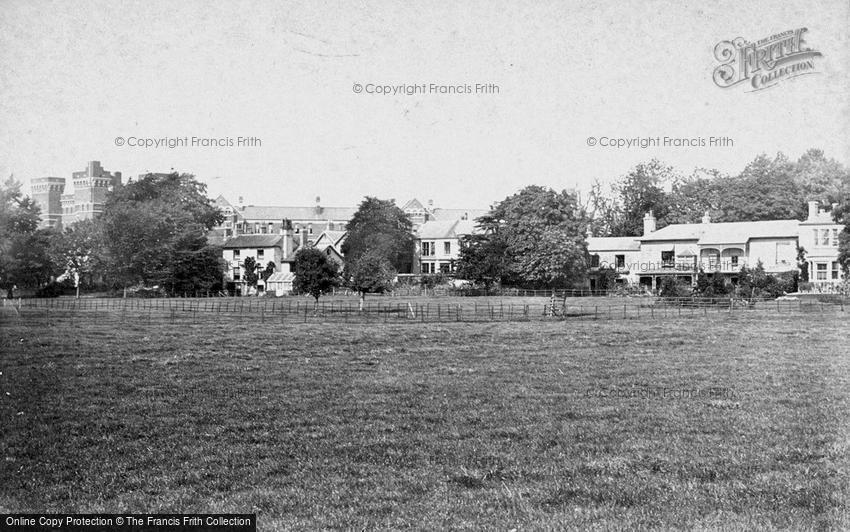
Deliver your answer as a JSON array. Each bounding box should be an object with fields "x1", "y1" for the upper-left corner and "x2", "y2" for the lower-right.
[{"x1": 1, "y1": 0, "x2": 847, "y2": 210}]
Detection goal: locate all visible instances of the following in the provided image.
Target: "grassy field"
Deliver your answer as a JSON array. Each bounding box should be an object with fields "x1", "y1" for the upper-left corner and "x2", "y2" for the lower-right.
[{"x1": 1, "y1": 310, "x2": 848, "y2": 529}]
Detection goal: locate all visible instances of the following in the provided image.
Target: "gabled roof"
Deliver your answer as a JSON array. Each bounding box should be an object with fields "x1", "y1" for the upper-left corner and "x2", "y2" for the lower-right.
[
  {"x1": 223, "y1": 235, "x2": 284, "y2": 249},
  {"x1": 416, "y1": 219, "x2": 480, "y2": 239},
  {"x1": 314, "y1": 230, "x2": 346, "y2": 247},
  {"x1": 401, "y1": 198, "x2": 428, "y2": 211},
  {"x1": 587, "y1": 237, "x2": 641, "y2": 252}
]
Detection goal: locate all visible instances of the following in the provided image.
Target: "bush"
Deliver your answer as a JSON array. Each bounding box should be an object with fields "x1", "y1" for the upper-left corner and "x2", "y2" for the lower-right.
[
  {"x1": 659, "y1": 277, "x2": 692, "y2": 299},
  {"x1": 35, "y1": 280, "x2": 74, "y2": 298}
]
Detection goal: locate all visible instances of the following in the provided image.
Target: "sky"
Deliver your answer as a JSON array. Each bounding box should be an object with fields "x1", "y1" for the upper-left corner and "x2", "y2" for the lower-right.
[{"x1": 1, "y1": 0, "x2": 848, "y2": 210}]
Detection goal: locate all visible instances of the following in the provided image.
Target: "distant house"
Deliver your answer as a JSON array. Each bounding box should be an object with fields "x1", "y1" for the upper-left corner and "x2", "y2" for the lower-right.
[
  {"x1": 586, "y1": 200, "x2": 844, "y2": 292},
  {"x1": 212, "y1": 195, "x2": 355, "y2": 246},
  {"x1": 414, "y1": 219, "x2": 480, "y2": 274},
  {"x1": 401, "y1": 198, "x2": 487, "y2": 232},
  {"x1": 222, "y1": 228, "x2": 297, "y2": 295},
  {"x1": 312, "y1": 230, "x2": 347, "y2": 266}
]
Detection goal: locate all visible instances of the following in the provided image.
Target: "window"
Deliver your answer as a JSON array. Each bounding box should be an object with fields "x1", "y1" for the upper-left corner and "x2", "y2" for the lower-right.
[
  {"x1": 439, "y1": 263, "x2": 451, "y2": 274},
  {"x1": 422, "y1": 242, "x2": 435, "y2": 256},
  {"x1": 444, "y1": 242, "x2": 451, "y2": 255},
  {"x1": 832, "y1": 229, "x2": 839, "y2": 246},
  {"x1": 308, "y1": 225, "x2": 313, "y2": 235},
  {"x1": 590, "y1": 254, "x2": 600, "y2": 268},
  {"x1": 661, "y1": 251, "x2": 674, "y2": 268},
  {"x1": 731, "y1": 255, "x2": 739, "y2": 267},
  {"x1": 233, "y1": 273, "x2": 241, "y2": 281},
  {"x1": 615, "y1": 254, "x2": 625, "y2": 269},
  {"x1": 833, "y1": 262, "x2": 840, "y2": 280},
  {"x1": 421, "y1": 262, "x2": 431, "y2": 274},
  {"x1": 233, "y1": 250, "x2": 240, "y2": 259},
  {"x1": 813, "y1": 229, "x2": 818, "y2": 245},
  {"x1": 257, "y1": 249, "x2": 264, "y2": 259},
  {"x1": 295, "y1": 227, "x2": 300, "y2": 234},
  {"x1": 816, "y1": 263, "x2": 828, "y2": 281},
  {"x1": 821, "y1": 230, "x2": 830, "y2": 246}
]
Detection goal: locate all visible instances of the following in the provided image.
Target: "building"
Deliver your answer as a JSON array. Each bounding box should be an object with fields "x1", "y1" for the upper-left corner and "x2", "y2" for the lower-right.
[
  {"x1": 312, "y1": 229, "x2": 347, "y2": 266},
  {"x1": 30, "y1": 177, "x2": 66, "y2": 229},
  {"x1": 31, "y1": 161, "x2": 122, "y2": 229},
  {"x1": 587, "y1": 200, "x2": 843, "y2": 291},
  {"x1": 221, "y1": 227, "x2": 297, "y2": 295},
  {"x1": 212, "y1": 195, "x2": 355, "y2": 246},
  {"x1": 414, "y1": 219, "x2": 479, "y2": 274},
  {"x1": 799, "y1": 200, "x2": 845, "y2": 289},
  {"x1": 401, "y1": 198, "x2": 487, "y2": 231}
]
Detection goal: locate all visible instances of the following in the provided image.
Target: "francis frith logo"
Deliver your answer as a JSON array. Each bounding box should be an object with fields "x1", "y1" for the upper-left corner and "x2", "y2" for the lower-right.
[{"x1": 713, "y1": 28, "x2": 822, "y2": 91}]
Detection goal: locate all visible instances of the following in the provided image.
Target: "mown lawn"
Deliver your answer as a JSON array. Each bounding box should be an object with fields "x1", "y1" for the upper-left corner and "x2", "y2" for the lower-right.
[{"x1": 0, "y1": 311, "x2": 848, "y2": 529}]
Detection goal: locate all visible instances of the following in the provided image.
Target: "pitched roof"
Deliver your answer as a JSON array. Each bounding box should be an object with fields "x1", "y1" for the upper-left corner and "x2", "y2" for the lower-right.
[
  {"x1": 401, "y1": 198, "x2": 427, "y2": 211},
  {"x1": 238, "y1": 205, "x2": 356, "y2": 221},
  {"x1": 266, "y1": 272, "x2": 295, "y2": 283},
  {"x1": 314, "y1": 230, "x2": 347, "y2": 247},
  {"x1": 587, "y1": 237, "x2": 641, "y2": 252},
  {"x1": 223, "y1": 235, "x2": 284, "y2": 249},
  {"x1": 640, "y1": 219, "x2": 800, "y2": 243},
  {"x1": 416, "y1": 219, "x2": 480, "y2": 239}
]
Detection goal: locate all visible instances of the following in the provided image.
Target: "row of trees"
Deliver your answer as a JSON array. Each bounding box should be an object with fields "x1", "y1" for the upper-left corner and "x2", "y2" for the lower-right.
[
  {"x1": 588, "y1": 150, "x2": 849, "y2": 237},
  {"x1": 0, "y1": 173, "x2": 225, "y2": 298}
]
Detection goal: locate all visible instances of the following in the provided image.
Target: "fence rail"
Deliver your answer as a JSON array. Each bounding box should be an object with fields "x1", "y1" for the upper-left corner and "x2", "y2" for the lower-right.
[{"x1": 1, "y1": 295, "x2": 845, "y2": 326}]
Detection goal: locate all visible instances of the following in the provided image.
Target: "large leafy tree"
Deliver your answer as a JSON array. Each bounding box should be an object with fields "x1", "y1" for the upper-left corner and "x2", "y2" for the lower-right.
[
  {"x1": 833, "y1": 200, "x2": 850, "y2": 278},
  {"x1": 455, "y1": 233, "x2": 509, "y2": 288},
  {"x1": 589, "y1": 160, "x2": 675, "y2": 236},
  {"x1": 293, "y1": 247, "x2": 339, "y2": 306},
  {"x1": 461, "y1": 186, "x2": 589, "y2": 289},
  {"x1": 49, "y1": 219, "x2": 105, "y2": 296},
  {"x1": 0, "y1": 176, "x2": 53, "y2": 297},
  {"x1": 100, "y1": 172, "x2": 224, "y2": 294},
  {"x1": 348, "y1": 250, "x2": 396, "y2": 310},
  {"x1": 342, "y1": 197, "x2": 414, "y2": 274}
]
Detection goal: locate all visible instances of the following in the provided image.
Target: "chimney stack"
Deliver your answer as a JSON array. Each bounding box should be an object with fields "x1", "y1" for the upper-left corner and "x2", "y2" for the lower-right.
[
  {"x1": 807, "y1": 200, "x2": 819, "y2": 220},
  {"x1": 279, "y1": 219, "x2": 294, "y2": 259},
  {"x1": 701, "y1": 210, "x2": 711, "y2": 224},
  {"x1": 643, "y1": 211, "x2": 656, "y2": 236}
]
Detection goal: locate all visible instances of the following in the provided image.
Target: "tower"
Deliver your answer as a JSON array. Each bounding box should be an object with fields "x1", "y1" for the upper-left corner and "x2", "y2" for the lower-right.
[
  {"x1": 30, "y1": 177, "x2": 66, "y2": 229},
  {"x1": 70, "y1": 161, "x2": 122, "y2": 222}
]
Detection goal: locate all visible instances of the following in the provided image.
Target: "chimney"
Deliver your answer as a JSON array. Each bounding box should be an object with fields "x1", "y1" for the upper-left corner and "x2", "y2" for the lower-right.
[
  {"x1": 832, "y1": 202, "x2": 839, "y2": 212},
  {"x1": 279, "y1": 219, "x2": 294, "y2": 259},
  {"x1": 643, "y1": 211, "x2": 656, "y2": 236},
  {"x1": 238, "y1": 196, "x2": 244, "y2": 210},
  {"x1": 701, "y1": 210, "x2": 711, "y2": 224},
  {"x1": 807, "y1": 200, "x2": 818, "y2": 220}
]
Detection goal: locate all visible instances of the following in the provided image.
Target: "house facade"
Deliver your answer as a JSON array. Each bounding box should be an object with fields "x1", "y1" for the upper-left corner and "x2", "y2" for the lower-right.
[
  {"x1": 222, "y1": 230, "x2": 297, "y2": 295},
  {"x1": 414, "y1": 219, "x2": 479, "y2": 274},
  {"x1": 587, "y1": 201, "x2": 844, "y2": 291}
]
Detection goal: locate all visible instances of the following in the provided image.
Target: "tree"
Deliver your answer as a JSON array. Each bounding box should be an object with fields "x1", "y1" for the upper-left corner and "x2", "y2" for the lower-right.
[
  {"x1": 49, "y1": 219, "x2": 104, "y2": 297},
  {"x1": 243, "y1": 257, "x2": 260, "y2": 288},
  {"x1": 0, "y1": 176, "x2": 50, "y2": 297},
  {"x1": 293, "y1": 248, "x2": 340, "y2": 306},
  {"x1": 462, "y1": 186, "x2": 589, "y2": 289},
  {"x1": 342, "y1": 197, "x2": 414, "y2": 273},
  {"x1": 348, "y1": 251, "x2": 396, "y2": 310},
  {"x1": 608, "y1": 160, "x2": 675, "y2": 236},
  {"x1": 455, "y1": 233, "x2": 509, "y2": 289},
  {"x1": 100, "y1": 172, "x2": 224, "y2": 295},
  {"x1": 261, "y1": 261, "x2": 276, "y2": 282}
]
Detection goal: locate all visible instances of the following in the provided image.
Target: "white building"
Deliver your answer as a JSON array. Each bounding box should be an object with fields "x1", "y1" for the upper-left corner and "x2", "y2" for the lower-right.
[
  {"x1": 414, "y1": 219, "x2": 479, "y2": 274},
  {"x1": 587, "y1": 200, "x2": 844, "y2": 291}
]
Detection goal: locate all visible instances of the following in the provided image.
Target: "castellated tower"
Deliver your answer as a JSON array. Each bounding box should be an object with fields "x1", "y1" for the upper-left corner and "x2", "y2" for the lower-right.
[
  {"x1": 31, "y1": 177, "x2": 66, "y2": 229},
  {"x1": 64, "y1": 161, "x2": 123, "y2": 224}
]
